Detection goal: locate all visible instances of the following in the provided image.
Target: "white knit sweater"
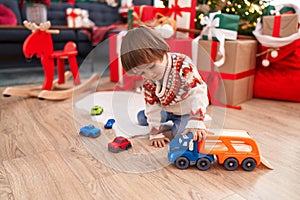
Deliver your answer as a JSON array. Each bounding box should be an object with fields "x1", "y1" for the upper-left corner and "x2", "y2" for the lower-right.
[{"x1": 143, "y1": 53, "x2": 209, "y2": 134}]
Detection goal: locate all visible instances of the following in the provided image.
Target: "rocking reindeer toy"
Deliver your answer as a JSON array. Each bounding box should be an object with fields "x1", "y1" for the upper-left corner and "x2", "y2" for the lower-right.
[{"x1": 3, "y1": 21, "x2": 99, "y2": 100}]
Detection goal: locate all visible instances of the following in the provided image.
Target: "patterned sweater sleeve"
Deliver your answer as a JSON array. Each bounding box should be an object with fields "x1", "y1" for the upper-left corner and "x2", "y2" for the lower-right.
[
  {"x1": 143, "y1": 80, "x2": 163, "y2": 133},
  {"x1": 182, "y1": 62, "x2": 209, "y2": 130}
]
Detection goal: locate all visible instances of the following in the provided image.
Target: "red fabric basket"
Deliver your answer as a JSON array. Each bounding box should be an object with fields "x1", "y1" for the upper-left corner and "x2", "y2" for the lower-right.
[{"x1": 254, "y1": 39, "x2": 300, "y2": 102}]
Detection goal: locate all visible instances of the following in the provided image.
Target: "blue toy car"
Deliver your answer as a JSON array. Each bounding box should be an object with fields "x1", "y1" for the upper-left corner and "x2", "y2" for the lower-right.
[
  {"x1": 104, "y1": 119, "x2": 115, "y2": 129},
  {"x1": 79, "y1": 124, "x2": 101, "y2": 138}
]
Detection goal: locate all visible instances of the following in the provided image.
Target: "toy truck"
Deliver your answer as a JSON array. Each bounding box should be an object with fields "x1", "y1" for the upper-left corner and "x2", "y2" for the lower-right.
[{"x1": 168, "y1": 129, "x2": 261, "y2": 171}]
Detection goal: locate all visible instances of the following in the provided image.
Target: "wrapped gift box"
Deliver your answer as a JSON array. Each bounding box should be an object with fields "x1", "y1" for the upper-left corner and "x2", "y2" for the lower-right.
[
  {"x1": 133, "y1": 5, "x2": 157, "y2": 26},
  {"x1": 262, "y1": 14, "x2": 299, "y2": 38},
  {"x1": 197, "y1": 13, "x2": 240, "y2": 68},
  {"x1": 167, "y1": 0, "x2": 196, "y2": 38},
  {"x1": 66, "y1": 8, "x2": 82, "y2": 28},
  {"x1": 195, "y1": 39, "x2": 257, "y2": 106},
  {"x1": 201, "y1": 13, "x2": 240, "y2": 41},
  {"x1": 264, "y1": 5, "x2": 295, "y2": 16},
  {"x1": 132, "y1": 6, "x2": 170, "y2": 28}
]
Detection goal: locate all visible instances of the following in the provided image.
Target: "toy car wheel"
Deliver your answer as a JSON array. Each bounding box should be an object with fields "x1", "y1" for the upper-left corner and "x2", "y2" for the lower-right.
[
  {"x1": 196, "y1": 157, "x2": 211, "y2": 171},
  {"x1": 175, "y1": 157, "x2": 189, "y2": 169},
  {"x1": 125, "y1": 144, "x2": 131, "y2": 150},
  {"x1": 91, "y1": 132, "x2": 100, "y2": 138},
  {"x1": 241, "y1": 158, "x2": 256, "y2": 171},
  {"x1": 79, "y1": 131, "x2": 86, "y2": 136},
  {"x1": 224, "y1": 157, "x2": 239, "y2": 171},
  {"x1": 108, "y1": 146, "x2": 117, "y2": 153}
]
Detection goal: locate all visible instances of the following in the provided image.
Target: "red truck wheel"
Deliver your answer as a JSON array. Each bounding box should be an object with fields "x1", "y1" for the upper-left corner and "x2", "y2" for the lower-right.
[{"x1": 175, "y1": 157, "x2": 189, "y2": 169}]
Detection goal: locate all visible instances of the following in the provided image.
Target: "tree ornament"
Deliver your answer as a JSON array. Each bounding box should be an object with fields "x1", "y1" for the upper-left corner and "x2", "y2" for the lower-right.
[{"x1": 197, "y1": 4, "x2": 211, "y2": 14}]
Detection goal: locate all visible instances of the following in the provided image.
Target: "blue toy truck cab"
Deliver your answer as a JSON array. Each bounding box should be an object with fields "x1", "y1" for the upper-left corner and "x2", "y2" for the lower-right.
[{"x1": 168, "y1": 133, "x2": 215, "y2": 170}]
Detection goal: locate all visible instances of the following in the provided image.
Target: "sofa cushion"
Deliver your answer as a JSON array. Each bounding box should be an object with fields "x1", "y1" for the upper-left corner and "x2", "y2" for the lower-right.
[
  {"x1": 133, "y1": 0, "x2": 153, "y2": 5},
  {"x1": 76, "y1": 2, "x2": 123, "y2": 27},
  {"x1": 0, "y1": 4, "x2": 17, "y2": 25},
  {"x1": 51, "y1": 29, "x2": 76, "y2": 42},
  {"x1": 0, "y1": 0, "x2": 22, "y2": 25},
  {"x1": 0, "y1": 29, "x2": 31, "y2": 42},
  {"x1": 47, "y1": 2, "x2": 74, "y2": 26}
]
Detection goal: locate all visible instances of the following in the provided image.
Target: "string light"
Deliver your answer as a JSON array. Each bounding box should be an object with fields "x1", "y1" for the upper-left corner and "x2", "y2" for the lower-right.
[
  {"x1": 244, "y1": 0, "x2": 251, "y2": 7},
  {"x1": 192, "y1": 0, "x2": 267, "y2": 34}
]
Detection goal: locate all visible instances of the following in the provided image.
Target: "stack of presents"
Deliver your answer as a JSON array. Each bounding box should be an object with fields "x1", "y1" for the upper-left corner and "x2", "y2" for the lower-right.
[{"x1": 109, "y1": 1, "x2": 300, "y2": 109}]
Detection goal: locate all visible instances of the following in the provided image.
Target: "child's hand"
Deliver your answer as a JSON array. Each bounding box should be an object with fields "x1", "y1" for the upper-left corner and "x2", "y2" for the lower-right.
[
  {"x1": 150, "y1": 137, "x2": 170, "y2": 148},
  {"x1": 182, "y1": 128, "x2": 207, "y2": 141},
  {"x1": 149, "y1": 133, "x2": 170, "y2": 148}
]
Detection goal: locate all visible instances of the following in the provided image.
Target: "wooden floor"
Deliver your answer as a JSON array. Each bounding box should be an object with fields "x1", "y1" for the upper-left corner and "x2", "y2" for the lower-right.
[{"x1": 0, "y1": 77, "x2": 299, "y2": 200}]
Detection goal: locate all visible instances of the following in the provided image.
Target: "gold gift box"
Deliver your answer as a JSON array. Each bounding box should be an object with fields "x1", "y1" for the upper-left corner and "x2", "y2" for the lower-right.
[
  {"x1": 196, "y1": 40, "x2": 258, "y2": 106},
  {"x1": 263, "y1": 14, "x2": 299, "y2": 37}
]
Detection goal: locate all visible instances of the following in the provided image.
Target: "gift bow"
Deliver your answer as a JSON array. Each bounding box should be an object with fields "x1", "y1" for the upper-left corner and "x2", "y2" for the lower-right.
[
  {"x1": 68, "y1": 9, "x2": 81, "y2": 19},
  {"x1": 67, "y1": 9, "x2": 82, "y2": 28},
  {"x1": 200, "y1": 16, "x2": 220, "y2": 40},
  {"x1": 270, "y1": 5, "x2": 284, "y2": 16},
  {"x1": 167, "y1": 0, "x2": 192, "y2": 20},
  {"x1": 198, "y1": 15, "x2": 225, "y2": 67}
]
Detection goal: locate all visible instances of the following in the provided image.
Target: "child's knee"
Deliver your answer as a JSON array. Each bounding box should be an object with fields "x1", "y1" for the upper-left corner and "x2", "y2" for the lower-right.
[{"x1": 137, "y1": 110, "x2": 148, "y2": 126}]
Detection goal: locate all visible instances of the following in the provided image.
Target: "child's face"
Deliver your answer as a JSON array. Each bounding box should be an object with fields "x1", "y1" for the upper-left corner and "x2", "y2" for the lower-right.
[{"x1": 132, "y1": 55, "x2": 167, "y2": 81}]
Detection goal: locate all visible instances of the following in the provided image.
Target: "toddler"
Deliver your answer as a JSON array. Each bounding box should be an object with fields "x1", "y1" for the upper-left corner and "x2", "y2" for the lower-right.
[{"x1": 120, "y1": 26, "x2": 209, "y2": 148}]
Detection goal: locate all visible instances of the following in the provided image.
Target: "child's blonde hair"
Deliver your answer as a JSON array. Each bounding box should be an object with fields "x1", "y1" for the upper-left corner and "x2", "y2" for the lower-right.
[{"x1": 120, "y1": 26, "x2": 170, "y2": 72}]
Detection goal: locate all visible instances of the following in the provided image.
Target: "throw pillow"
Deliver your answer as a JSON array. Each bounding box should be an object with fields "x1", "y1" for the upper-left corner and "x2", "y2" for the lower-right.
[{"x1": 0, "y1": 4, "x2": 17, "y2": 25}]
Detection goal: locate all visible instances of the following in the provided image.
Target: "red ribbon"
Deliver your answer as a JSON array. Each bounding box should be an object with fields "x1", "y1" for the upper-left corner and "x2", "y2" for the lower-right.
[
  {"x1": 167, "y1": 0, "x2": 192, "y2": 20},
  {"x1": 273, "y1": 15, "x2": 281, "y2": 37},
  {"x1": 200, "y1": 69, "x2": 255, "y2": 81},
  {"x1": 68, "y1": 9, "x2": 81, "y2": 27},
  {"x1": 68, "y1": 10, "x2": 80, "y2": 18},
  {"x1": 220, "y1": 69, "x2": 255, "y2": 80}
]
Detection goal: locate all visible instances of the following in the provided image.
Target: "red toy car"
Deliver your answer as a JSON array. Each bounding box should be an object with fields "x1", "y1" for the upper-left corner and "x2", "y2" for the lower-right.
[{"x1": 108, "y1": 136, "x2": 132, "y2": 153}]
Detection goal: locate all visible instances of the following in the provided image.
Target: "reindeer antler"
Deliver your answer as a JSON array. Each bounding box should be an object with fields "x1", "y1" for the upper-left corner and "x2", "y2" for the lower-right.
[
  {"x1": 23, "y1": 20, "x2": 59, "y2": 34},
  {"x1": 39, "y1": 21, "x2": 51, "y2": 31},
  {"x1": 23, "y1": 20, "x2": 40, "y2": 32}
]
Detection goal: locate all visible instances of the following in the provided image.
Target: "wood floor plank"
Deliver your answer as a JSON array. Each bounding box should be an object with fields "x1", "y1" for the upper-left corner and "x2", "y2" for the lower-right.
[
  {"x1": 140, "y1": 167, "x2": 238, "y2": 200},
  {"x1": 87, "y1": 173, "x2": 173, "y2": 200},
  {"x1": 3, "y1": 151, "x2": 93, "y2": 200},
  {"x1": 15, "y1": 100, "x2": 90, "y2": 154},
  {"x1": 3, "y1": 153, "x2": 63, "y2": 200},
  {"x1": 0, "y1": 102, "x2": 55, "y2": 162},
  {"x1": 38, "y1": 151, "x2": 94, "y2": 200},
  {"x1": 58, "y1": 146, "x2": 118, "y2": 185},
  {"x1": 0, "y1": 162, "x2": 14, "y2": 200}
]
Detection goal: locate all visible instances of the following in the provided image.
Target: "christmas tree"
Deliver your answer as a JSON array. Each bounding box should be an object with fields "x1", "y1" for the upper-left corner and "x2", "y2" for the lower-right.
[{"x1": 160, "y1": 0, "x2": 271, "y2": 35}]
